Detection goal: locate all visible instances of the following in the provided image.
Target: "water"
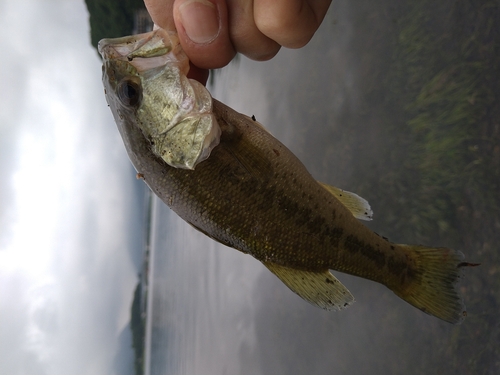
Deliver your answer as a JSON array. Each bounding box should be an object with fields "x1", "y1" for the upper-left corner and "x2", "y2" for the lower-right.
[
  {"x1": 142, "y1": 0, "x2": 500, "y2": 374},
  {"x1": 144, "y1": 197, "x2": 262, "y2": 375}
]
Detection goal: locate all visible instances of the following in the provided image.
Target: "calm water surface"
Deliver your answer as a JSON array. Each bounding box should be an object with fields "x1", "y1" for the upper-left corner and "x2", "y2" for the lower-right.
[{"x1": 143, "y1": 0, "x2": 499, "y2": 374}]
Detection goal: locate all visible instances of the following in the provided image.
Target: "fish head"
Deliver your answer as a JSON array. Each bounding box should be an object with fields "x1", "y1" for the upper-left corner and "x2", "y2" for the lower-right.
[{"x1": 98, "y1": 29, "x2": 220, "y2": 170}]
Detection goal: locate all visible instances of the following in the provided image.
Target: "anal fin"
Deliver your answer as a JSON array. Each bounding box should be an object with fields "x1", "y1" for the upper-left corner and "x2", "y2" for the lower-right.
[
  {"x1": 319, "y1": 182, "x2": 373, "y2": 221},
  {"x1": 263, "y1": 262, "x2": 354, "y2": 311}
]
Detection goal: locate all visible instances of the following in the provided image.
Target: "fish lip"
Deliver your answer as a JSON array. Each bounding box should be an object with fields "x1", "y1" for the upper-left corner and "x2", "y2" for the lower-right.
[
  {"x1": 98, "y1": 30, "x2": 159, "y2": 61},
  {"x1": 98, "y1": 29, "x2": 186, "y2": 75}
]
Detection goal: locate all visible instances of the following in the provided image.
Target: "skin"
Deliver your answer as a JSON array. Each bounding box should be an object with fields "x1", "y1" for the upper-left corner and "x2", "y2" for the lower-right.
[{"x1": 144, "y1": 0, "x2": 332, "y2": 84}]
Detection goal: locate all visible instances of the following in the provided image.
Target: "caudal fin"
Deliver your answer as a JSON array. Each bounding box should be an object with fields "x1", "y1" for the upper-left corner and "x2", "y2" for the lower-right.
[{"x1": 394, "y1": 245, "x2": 472, "y2": 324}]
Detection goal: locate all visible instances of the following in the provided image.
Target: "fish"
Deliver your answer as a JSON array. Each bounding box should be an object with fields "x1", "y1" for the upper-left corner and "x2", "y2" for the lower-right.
[{"x1": 99, "y1": 28, "x2": 475, "y2": 324}]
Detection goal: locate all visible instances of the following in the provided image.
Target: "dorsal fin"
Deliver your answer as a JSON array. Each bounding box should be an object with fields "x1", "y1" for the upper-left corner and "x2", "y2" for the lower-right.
[
  {"x1": 319, "y1": 182, "x2": 373, "y2": 221},
  {"x1": 262, "y1": 262, "x2": 354, "y2": 311},
  {"x1": 244, "y1": 114, "x2": 272, "y2": 134}
]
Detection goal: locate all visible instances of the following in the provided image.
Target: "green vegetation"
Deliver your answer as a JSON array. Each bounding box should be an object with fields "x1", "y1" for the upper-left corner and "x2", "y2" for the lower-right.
[
  {"x1": 384, "y1": 0, "x2": 500, "y2": 244},
  {"x1": 366, "y1": 0, "x2": 500, "y2": 372},
  {"x1": 276, "y1": 0, "x2": 500, "y2": 372},
  {"x1": 130, "y1": 282, "x2": 145, "y2": 375},
  {"x1": 85, "y1": 0, "x2": 146, "y2": 51}
]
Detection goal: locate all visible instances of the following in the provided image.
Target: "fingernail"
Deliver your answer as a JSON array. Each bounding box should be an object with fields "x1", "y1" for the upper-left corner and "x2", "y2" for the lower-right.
[{"x1": 179, "y1": 0, "x2": 220, "y2": 44}]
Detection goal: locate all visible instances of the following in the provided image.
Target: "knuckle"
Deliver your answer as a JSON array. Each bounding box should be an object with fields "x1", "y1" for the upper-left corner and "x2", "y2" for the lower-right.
[
  {"x1": 245, "y1": 45, "x2": 281, "y2": 61},
  {"x1": 256, "y1": 16, "x2": 316, "y2": 49}
]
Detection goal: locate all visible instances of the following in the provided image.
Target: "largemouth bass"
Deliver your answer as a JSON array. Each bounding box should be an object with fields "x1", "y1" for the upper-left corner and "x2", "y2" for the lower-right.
[{"x1": 99, "y1": 28, "x2": 474, "y2": 324}]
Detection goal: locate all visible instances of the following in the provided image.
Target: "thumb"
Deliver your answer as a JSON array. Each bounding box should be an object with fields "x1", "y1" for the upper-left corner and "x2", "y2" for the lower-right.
[{"x1": 174, "y1": 0, "x2": 236, "y2": 70}]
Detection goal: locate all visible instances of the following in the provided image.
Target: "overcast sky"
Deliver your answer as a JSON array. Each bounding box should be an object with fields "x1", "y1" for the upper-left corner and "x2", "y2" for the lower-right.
[{"x1": 0, "y1": 1, "x2": 142, "y2": 374}]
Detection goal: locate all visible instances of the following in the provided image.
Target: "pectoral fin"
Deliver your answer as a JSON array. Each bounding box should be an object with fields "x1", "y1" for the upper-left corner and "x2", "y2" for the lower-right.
[
  {"x1": 263, "y1": 262, "x2": 354, "y2": 311},
  {"x1": 225, "y1": 132, "x2": 274, "y2": 183},
  {"x1": 319, "y1": 182, "x2": 373, "y2": 221}
]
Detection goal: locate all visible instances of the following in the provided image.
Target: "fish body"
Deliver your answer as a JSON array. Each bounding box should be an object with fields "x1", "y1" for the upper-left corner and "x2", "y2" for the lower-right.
[{"x1": 99, "y1": 29, "x2": 470, "y2": 324}]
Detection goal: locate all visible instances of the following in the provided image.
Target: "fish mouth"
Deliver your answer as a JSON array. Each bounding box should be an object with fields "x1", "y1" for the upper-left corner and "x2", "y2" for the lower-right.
[{"x1": 98, "y1": 29, "x2": 188, "y2": 74}]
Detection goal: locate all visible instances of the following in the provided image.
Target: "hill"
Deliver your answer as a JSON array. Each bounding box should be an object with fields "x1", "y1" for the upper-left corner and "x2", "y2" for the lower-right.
[{"x1": 85, "y1": 0, "x2": 147, "y2": 51}]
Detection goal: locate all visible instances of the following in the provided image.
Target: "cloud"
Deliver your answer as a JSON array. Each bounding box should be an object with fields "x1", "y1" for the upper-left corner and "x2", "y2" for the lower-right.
[
  {"x1": 0, "y1": 273, "x2": 48, "y2": 375},
  {"x1": 0, "y1": 0, "x2": 141, "y2": 374}
]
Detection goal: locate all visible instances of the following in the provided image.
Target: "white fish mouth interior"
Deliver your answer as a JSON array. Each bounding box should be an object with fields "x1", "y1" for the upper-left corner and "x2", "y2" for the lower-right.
[
  {"x1": 99, "y1": 29, "x2": 187, "y2": 74},
  {"x1": 129, "y1": 55, "x2": 175, "y2": 73}
]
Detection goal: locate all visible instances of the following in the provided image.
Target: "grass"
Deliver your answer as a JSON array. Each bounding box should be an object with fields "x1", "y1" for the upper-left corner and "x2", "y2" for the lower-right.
[{"x1": 371, "y1": 0, "x2": 500, "y2": 372}]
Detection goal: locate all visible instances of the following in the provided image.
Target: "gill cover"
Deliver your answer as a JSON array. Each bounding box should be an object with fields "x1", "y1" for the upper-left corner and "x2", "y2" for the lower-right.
[{"x1": 99, "y1": 29, "x2": 221, "y2": 170}]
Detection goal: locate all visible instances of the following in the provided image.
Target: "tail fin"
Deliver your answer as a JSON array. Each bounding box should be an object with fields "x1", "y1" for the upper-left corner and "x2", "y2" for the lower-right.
[{"x1": 394, "y1": 245, "x2": 471, "y2": 324}]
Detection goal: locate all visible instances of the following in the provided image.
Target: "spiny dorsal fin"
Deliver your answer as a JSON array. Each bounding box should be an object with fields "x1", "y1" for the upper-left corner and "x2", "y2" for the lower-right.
[
  {"x1": 244, "y1": 114, "x2": 272, "y2": 134},
  {"x1": 319, "y1": 182, "x2": 373, "y2": 221},
  {"x1": 263, "y1": 262, "x2": 354, "y2": 311}
]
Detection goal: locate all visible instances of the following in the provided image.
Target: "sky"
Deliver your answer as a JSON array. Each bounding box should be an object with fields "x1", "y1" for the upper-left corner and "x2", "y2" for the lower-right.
[{"x1": 0, "y1": 1, "x2": 142, "y2": 374}]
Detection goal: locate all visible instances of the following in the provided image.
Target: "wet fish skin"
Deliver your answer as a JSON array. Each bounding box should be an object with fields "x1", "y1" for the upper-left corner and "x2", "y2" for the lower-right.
[{"x1": 99, "y1": 30, "x2": 470, "y2": 324}]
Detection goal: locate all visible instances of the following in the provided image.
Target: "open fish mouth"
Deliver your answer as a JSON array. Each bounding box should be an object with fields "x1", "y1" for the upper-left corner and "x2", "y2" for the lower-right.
[
  {"x1": 98, "y1": 29, "x2": 220, "y2": 170},
  {"x1": 98, "y1": 29, "x2": 188, "y2": 75}
]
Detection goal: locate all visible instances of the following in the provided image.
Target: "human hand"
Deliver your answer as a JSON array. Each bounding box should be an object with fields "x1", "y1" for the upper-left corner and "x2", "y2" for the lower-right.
[{"x1": 144, "y1": 0, "x2": 332, "y2": 84}]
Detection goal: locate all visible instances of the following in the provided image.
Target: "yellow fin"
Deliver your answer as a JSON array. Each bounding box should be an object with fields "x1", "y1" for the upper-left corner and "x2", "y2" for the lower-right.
[
  {"x1": 319, "y1": 182, "x2": 373, "y2": 221},
  {"x1": 263, "y1": 262, "x2": 354, "y2": 311},
  {"x1": 394, "y1": 245, "x2": 469, "y2": 324}
]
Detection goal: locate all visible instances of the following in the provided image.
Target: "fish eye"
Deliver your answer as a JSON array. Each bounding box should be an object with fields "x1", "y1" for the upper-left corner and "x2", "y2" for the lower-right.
[{"x1": 117, "y1": 79, "x2": 142, "y2": 107}]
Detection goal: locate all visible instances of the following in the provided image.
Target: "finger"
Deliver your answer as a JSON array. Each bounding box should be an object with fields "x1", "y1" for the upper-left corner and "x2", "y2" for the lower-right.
[
  {"x1": 173, "y1": 0, "x2": 236, "y2": 69},
  {"x1": 143, "y1": 0, "x2": 175, "y2": 30},
  {"x1": 254, "y1": 0, "x2": 332, "y2": 48},
  {"x1": 225, "y1": 0, "x2": 281, "y2": 61}
]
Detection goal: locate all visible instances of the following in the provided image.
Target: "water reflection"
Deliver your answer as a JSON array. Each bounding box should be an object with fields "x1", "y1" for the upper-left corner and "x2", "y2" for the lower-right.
[
  {"x1": 145, "y1": 198, "x2": 262, "y2": 375},
  {"x1": 144, "y1": 0, "x2": 499, "y2": 374}
]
